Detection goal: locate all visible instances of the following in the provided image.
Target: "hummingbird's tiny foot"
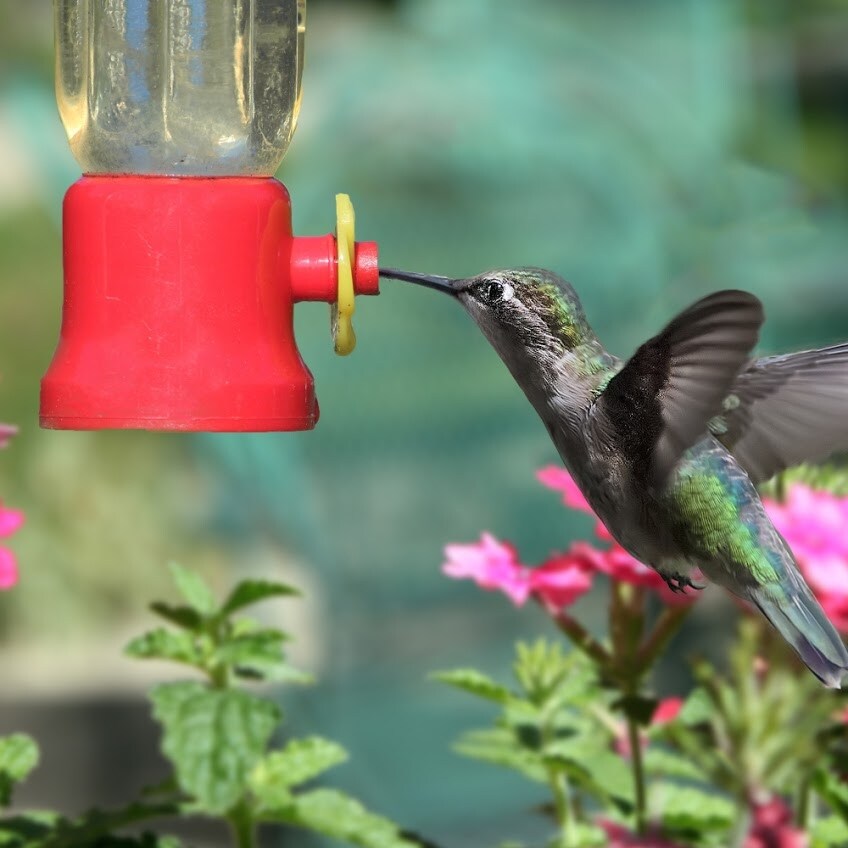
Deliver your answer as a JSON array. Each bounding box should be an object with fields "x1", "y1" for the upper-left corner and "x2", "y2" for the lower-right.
[
  {"x1": 663, "y1": 575, "x2": 683, "y2": 593},
  {"x1": 663, "y1": 573, "x2": 705, "y2": 593}
]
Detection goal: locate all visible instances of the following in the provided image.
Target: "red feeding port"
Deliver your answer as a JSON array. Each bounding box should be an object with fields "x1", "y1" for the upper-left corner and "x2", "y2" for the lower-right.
[{"x1": 40, "y1": 176, "x2": 379, "y2": 432}]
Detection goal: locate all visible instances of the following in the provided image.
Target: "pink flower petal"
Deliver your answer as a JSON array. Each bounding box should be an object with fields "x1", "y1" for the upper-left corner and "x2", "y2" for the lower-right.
[
  {"x1": 599, "y1": 821, "x2": 686, "y2": 848},
  {"x1": 442, "y1": 533, "x2": 531, "y2": 606},
  {"x1": 0, "y1": 548, "x2": 18, "y2": 590},
  {"x1": 0, "y1": 506, "x2": 24, "y2": 538},
  {"x1": 536, "y1": 466, "x2": 595, "y2": 515},
  {"x1": 764, "y1": 485, "x2": 848, "y2": 628},
  {"x1": 743, "y1": 798, "x2": 808, "y2": 848},
  {"x1": 0, "y1": 424, "x2": 16, "y2": 449},
  {"x1": 528, "y1": 553, "x2": 593, "y2": 611},
  {"x1": 558, "y1": 541, "x2": 697, "y2": 605},
  {"x1": 653, "y1": 697, "x2": 683, "y2": 724}
]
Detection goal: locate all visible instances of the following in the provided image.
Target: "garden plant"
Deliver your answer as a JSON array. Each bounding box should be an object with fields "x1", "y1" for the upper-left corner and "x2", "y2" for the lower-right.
[{"x1": 3, "y1": 438, "x2": 848, "y2": 848}]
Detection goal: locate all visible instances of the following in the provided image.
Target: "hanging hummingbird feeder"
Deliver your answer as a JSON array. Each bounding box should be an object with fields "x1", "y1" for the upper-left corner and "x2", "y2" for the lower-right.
[{"x1": 42, "y1": 0, "x2": 379, "y2": 431}]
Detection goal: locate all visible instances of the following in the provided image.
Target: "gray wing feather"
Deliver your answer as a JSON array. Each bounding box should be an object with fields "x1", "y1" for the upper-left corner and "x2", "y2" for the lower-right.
[
  {"x1": 594, "y1": 290, "x2": 763, "y2": 486},
  {"x1": 712, "y1": 342, "x2": 848, "y2": 483}
]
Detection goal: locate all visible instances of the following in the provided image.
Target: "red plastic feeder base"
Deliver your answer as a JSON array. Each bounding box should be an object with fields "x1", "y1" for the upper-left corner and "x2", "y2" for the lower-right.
[{"x1": 40, "y1": 176, "x2": 376, "y2": 432}]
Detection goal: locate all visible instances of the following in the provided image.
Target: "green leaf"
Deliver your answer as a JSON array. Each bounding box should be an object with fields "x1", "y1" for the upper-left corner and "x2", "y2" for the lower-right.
[
  {"x1": 512, "y1": 640, "x2": 599, "y2": 709},
  {"x1": 813, "y1": 767, "x2": 848, "y2": 819},
  {"x1": 0, "y1": 735, "x2": 38, "y2": 807},
  {"x1": 812, "y1": 816, "x2": 848, "y2": 848},
  {"x1": 544, "y1": 737, "x2": 634, "y2": 806},
  {"x1": 643, "y1": 748, "x2": 708, "y2": 782},
  {"x1": 431, "y1": 669, "x2": 515, "y2": 704},
  {"x1": 168, "y1": 563, "x2": 217, "y2": 617},
  {"x1": 454, "y1": 729, "x2": 547, "y2": 783},
  {"x1": 270, "y1": 788, "x2": 418, "y2": 848},
  {"x1": 0, "y1": 803, "x2": 182, "y2": 848},
  {"x1": 678, "y1": 688, "x2": 712, "y2": 727},
  {"x1": 0, "y1": 811, "x2": 58, "y2": 845},
  {"x1": 151, "y1": 681, "x2": 280, "y2": 814},
  {"x1": 150, "y1": 602, "x2": 203, "y2": 631},
  {"x1": 251, "y1": 737, "x2": 348, "y2": 809},
  {"x1": 219, "y1": 580, "x2": 300, "y2": 618},
  {"x1": 657, "y1": 784, "x2": 735, "y2": 832},
  {"x1": 216, "y1": 631, "x2": 311, "y2": 684},
  {"x1": 514, "y1": 640, "x2": 573, "y2": 705},
  {"x1": 564, "y1": 824, "x2": 607, "y2": 848},
  {"x1": 125, "y1": 628, "x2": 203, "y2": 668}
]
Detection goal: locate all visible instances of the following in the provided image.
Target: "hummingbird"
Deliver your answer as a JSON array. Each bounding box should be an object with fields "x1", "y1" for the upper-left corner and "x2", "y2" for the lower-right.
[{"x1": 381, "y1": 266, "x2": 848, "y2": 688}]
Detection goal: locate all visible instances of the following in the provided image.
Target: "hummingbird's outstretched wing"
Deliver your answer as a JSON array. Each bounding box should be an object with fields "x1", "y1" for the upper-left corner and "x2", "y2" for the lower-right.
[
  {"x1": 592, "y1": 290, "x2": 763, "y2": 487},
  {"x1": 710, "y1": 342, "x2": 848, "y2": 484}
]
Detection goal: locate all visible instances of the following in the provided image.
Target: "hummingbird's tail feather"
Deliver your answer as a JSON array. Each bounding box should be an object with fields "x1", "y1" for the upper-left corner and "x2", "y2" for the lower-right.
[{"x1": 749, "y1": 582, "x2": 848, "y2": 689}]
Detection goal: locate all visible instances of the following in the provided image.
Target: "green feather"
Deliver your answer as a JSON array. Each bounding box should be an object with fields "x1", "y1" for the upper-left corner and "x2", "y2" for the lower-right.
[{"x1": 671, "y1": 471, "x2": 777, "y2": 584}]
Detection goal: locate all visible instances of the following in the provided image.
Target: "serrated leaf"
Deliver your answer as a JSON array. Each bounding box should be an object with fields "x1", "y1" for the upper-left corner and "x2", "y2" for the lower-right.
[
  {"x1": 678, "y1": 688, "x2": 712, "y2": 727},
  {"x1": 251, "y1": 737, "x2": 348, "y2": 809},
  {"x1": 168, "y1": 564, "x2": 217, "y2": 617},
  {"x1": 431, "y1": 669, "x2": 515, "y2": 704},
  {"x1": 0, "y1": 735, "x2": 38, "y2": 807},
  {"x1": 219, "y1": 580, "x2": 299, "y2": 618},
  {"x1": 151, "y1": 681, "x2": 280, "y2": 814},
  {"x1": 269, "y1": 788, "x2": 418, "y2": 848},
  {"x1": 125, "y1": 628, "x2": 204, "y2": 668},
  {"x1": 150, "y1": 602, "x2": 203, "y2": 631},
  {"x1": 514, "y1": 640, "x2": 574, "y2": 704},
  {"x1": 812, "y1": 816, "x2": 848, "y2": 848},
  {"x1": 454, "y1": 729, "x2": 547, "y2": 783},
  {"x1": 544, "y1": 738, "x2": 634, "y2": 806},
  {"x1": 215, "y1": 631, "x2": 309, "y2": 684},
  {"x1": 657, "y1": 784, "x2": 735, "y2": 832},
  {"x1": 643, "y1": 748, "x2": 708, "y2": 782}
]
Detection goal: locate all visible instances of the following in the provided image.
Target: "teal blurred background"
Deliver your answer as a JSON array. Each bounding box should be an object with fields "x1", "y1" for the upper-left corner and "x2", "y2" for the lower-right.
[{"x1": 1, "y1": 1, "x2": 848, "y2": 845}]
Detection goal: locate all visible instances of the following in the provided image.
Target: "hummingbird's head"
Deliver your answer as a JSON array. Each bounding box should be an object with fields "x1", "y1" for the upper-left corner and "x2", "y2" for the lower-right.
[{"x1": 380, "y1": 267, "x2": 593, "y2": 367}]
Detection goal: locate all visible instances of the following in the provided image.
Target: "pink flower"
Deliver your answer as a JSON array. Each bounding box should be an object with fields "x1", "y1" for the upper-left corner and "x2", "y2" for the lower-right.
[
  {"x1": 443, "y1": 533, "x2": 531, "y2": 605},
  {"x1": 566, "y1": 541, "x2": 697, "y2": 605},
  {"x1": 537, "y1": 466, "x2": 595, "y2": 514},
  {"x1": 599, "y1": 821, "x2": 684, "y2": 848},
  {"x1": 764, "y1": 485, "x2": 848, "y2": 632},
  {"x1": 528, "y1": 553, "x2": 593, "y2": 612},
  {"x1": 743, "y1": 799, "x2": 808, "y2": 848},
  {"x1": 653, "y1": 697, "x2": 683, "y2": 724},
  {"x1": 0, "y1": 503, "x2": 23, "y2": 590},
  {"x1": 0, "y1": 424, "x2": 16, "y2": 449},
  {"x1": 538, "y1": 469, "x2": 697, "y2": 604}
]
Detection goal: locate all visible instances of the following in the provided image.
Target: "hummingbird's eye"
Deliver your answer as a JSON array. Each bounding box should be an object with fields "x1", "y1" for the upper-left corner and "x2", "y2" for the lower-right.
[{"x1": 481, "y1": 281, "x2": 515, "y2": 304}]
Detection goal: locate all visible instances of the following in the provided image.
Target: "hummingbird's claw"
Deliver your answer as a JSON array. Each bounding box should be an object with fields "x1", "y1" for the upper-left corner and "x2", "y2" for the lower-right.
[{"x1": 663, "y1": 573, "x2": 706, "y2": 594}]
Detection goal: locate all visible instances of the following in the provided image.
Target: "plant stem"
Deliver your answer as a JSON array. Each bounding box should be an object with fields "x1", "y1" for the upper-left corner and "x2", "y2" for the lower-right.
[
  {"x1": 795, "y1": 777, "x2": 811, "y2": 829},
  {"x1": 549, "y1": 609, "x2": 610, "y2": 667},
  {"x1": 229, "y1": 800, "x2": 256, "y2": 848},
  {"x1": 627, "y1": 715, "x2": 647, "y2": 836},
  {"x1": 635, "y1": 605, "x2": 691, "y2": 670},
  {"x1": 547, "y1": 765, "x2": 578, "y2": 848}
]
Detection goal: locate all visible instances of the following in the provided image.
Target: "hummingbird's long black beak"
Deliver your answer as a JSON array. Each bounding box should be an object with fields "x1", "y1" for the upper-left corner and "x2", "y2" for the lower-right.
[{"x1": 379, "y1": 268, "x2": 461, "y2": 296}]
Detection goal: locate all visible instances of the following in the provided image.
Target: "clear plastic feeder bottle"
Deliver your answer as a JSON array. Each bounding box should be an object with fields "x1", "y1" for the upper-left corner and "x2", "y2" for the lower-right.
[
  {"x1": 55, "y1": 0, "x2": 305, "y2": 176},
  {"x1": 43, "y1": 0, "x2": 378, "y2": 432}
]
